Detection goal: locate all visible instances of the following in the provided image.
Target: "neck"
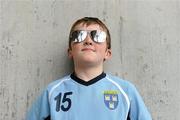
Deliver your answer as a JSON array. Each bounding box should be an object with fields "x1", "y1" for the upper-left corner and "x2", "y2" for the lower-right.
[{"x1": 74, "y1": 65, "x2": 103, "y2": 82}]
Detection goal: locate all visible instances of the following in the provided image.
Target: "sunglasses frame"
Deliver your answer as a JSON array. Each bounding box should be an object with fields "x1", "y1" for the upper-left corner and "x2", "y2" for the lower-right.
[{"x1": 70, "y1": 30, "x2": 107, "y2": 43}]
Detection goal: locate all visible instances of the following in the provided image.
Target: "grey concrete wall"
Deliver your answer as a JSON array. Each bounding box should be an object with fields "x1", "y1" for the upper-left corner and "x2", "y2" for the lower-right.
[{"x1": 0, "y1": 0, "x2": 180, "y2": 120}]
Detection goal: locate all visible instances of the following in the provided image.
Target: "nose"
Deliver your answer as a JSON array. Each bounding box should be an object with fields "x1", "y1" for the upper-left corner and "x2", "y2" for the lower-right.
[{"x1": 83, "y1": 34, "x2": 93, "y2": 46}]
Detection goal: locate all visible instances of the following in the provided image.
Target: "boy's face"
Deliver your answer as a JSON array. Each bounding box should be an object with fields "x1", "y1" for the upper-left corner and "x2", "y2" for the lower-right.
[{"x1": 68, "y1": 23, "x2": 112, "y2": 67}]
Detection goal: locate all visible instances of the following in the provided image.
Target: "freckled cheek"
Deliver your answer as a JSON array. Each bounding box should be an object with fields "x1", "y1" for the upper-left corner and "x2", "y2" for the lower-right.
[
  {"x1": 96, "y1": 48, "x2": 106, "y2": 56},
  {"x1": 98, "y1": 45, "x2": 107, "y2": 51},
  {"x1": 71, "y1": 45, "x2": 82, "y2": 51}
]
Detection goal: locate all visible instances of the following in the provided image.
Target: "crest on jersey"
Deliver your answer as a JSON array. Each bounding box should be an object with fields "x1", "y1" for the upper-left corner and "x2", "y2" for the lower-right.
[{"x1": 103, "y1": 90, "x2": 119, "y2": 110}]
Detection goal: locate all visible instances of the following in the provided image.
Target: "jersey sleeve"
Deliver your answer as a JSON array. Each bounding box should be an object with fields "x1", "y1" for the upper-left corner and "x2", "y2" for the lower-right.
[
  {"x1": 26, "y1": 89, "x2": 50, "y2": 120},
  {"x1": 127, "y1": 83, "x2": 152, "y2": 120}
]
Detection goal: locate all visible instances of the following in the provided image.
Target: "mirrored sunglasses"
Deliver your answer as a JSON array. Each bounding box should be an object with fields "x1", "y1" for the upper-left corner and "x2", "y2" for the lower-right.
[{"x1": 70, "y1": 30, "x2": 106, "y2": 43}]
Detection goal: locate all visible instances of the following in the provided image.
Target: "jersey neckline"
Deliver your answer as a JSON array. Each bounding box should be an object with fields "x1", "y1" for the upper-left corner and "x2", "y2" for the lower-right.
[{"x1": 70, "y1": 72, "x2": 106, "y2": 86}]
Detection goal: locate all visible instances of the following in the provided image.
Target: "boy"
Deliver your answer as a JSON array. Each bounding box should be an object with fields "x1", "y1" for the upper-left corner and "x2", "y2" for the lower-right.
[{"x1": 26, "y1": 17, "x2": 152, "y2": 120}]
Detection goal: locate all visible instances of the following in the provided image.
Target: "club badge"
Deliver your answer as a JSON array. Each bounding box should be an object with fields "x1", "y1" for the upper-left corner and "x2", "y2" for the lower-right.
[{"x1": 104, "y1": 90, "x2": 119, "y2": 110}]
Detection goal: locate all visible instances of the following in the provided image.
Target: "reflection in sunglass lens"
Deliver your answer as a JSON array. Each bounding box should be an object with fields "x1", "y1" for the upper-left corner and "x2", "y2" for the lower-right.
[
  {"x1": 71, "y1": 31, "x2": 78, "y2": 41},
  {"x1": 78, "y1": 31, "x2": 87, "y2": 42},
  {"x1": 94, "y1": 31, "x2": 106, "y2": 43}
]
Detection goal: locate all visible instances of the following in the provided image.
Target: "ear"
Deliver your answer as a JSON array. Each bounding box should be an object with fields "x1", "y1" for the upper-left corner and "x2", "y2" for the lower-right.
[
  {"x1": 104, "y1": 49, "x2": 112, "y2": 61},
  {"x1": 67, "y1": 48, "x2": 73, "y2": 59}
]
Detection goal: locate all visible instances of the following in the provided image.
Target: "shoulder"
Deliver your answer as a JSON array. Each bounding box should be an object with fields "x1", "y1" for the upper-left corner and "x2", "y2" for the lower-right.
[
  {"x1": 105, "y1": 73, "x2": 138, "y2": 94},
  {"x1": 106, "y1": 74, "x2": 135, "y2": 87},
  {"x1": 46, "y1": 74, "x2": 72, "y2": 92}
]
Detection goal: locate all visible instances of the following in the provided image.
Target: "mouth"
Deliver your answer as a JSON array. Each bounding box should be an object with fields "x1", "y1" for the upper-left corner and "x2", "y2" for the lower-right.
[{"x1": 81, "y1": 48, "x2": 95, "y2": 52}]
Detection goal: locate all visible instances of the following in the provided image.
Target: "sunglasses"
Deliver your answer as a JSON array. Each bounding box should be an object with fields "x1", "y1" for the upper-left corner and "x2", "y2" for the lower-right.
[{"x1": 70, "y1": 30, "x2": 106, "y2": 43}]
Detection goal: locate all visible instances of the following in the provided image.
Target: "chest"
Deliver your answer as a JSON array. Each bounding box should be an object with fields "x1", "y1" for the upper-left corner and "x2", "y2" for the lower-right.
[{"x1": 49, "y1": 83, "x2": 129, "y2": 120}]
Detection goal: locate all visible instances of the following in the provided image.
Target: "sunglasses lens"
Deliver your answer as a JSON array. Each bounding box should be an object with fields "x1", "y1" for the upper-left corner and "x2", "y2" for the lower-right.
[
  {"x1": 91, "y1": 31, "x2": 106, "y2": 43},
  {"x1": 71, "y1": 31, "x2": 87, "y2": 42}
]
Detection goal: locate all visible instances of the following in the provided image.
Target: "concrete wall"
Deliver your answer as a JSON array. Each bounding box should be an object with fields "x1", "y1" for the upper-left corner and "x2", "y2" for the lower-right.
[{"x1": 0, "y1": 0, "x2": 180, "y2": 120}]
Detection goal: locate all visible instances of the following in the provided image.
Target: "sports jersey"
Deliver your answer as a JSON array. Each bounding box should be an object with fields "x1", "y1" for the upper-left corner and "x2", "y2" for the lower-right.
[{"x1": 26, "y1": 72, "x2": 152, "y2": 120}]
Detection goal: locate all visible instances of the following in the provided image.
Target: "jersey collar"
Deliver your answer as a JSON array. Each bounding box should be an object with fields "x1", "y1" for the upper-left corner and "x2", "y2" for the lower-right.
[{"x1": 70, "y1": 72, "x2": 106, "y2": 86}]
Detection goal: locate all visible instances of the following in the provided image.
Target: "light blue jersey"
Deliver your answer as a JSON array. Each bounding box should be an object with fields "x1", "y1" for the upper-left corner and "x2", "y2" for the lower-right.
[{"x1": 26, "y1": 73, "x2": 152, "y2": 120}]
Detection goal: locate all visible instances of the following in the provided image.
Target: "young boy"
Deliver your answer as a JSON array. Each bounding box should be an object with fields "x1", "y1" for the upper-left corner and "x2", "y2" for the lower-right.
[{"x1": 26, "y1": 17, "x2": 152, "y2": 120}]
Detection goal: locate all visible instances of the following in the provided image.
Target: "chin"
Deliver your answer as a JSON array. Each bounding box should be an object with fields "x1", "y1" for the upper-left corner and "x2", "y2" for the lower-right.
[
  {"x1": 83, "y1": 58, "x2": 96, "y2": 63},
  {"x1": 78, "y1": 56, "x2": 96, "y2": 63}
]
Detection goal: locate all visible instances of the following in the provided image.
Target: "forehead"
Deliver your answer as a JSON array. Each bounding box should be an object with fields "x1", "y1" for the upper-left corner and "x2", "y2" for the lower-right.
[{"x1": 73, "y1": 23, "x2": 104, "y2": 31}]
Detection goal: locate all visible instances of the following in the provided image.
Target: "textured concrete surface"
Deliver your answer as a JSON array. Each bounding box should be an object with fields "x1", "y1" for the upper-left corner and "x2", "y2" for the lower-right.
[{"x1": 0, "y1": 0, "x2": 180, "y2": 120}]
